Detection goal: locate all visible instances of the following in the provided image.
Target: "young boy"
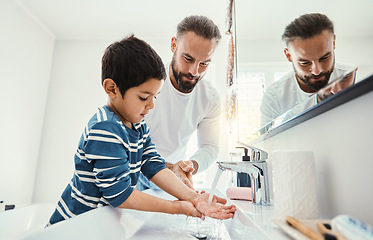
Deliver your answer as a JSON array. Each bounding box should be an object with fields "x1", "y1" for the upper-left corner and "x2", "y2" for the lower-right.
[{"x1": 47, "y1": 35, "x2": 236, "y2": 226}]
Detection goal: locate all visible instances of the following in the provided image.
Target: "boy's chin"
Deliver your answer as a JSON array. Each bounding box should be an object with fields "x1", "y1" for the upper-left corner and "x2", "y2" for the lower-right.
[{"x1": 135, "y1": 116, "x2": 145, "y2": 122}]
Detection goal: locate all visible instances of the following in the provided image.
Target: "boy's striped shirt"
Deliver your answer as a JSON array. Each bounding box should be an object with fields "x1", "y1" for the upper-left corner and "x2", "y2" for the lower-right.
[{"x1": 48, "y1": 105, "x2": 166, "y2": 225}]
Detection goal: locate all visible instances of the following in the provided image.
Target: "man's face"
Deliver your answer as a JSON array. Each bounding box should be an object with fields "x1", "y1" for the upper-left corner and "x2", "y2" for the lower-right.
[
  {"x1": 284, "y1": 30, "x2": 336, "y2": 93},
  {"x1": 170, "y1": 31, "x2": 217, "y2": 93}
]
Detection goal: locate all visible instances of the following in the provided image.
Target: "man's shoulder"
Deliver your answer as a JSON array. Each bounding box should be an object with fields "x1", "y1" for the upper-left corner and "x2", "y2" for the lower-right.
[
  {"x1": 266, "y1": 71, "x2": 295, "y2": 92},
  {"x1": 335, "y1": 62, "x2": 356, "y2": 71},
  {"x1": 196, "y1": 79, "x2": 219, "y2": 100},
  {"x1": 332, "y1": 62, "x2": 357, "y2": 80}
]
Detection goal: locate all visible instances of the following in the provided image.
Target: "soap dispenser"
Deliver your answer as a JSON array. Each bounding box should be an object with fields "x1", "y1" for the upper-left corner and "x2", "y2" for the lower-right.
[{"x1": 236, "y1": 147, "x2": 251, "y2": 187}]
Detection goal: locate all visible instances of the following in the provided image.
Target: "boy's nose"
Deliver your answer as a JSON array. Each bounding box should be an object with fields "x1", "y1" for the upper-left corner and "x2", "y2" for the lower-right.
[{"x1": 147, "y1": 98, "x2": 155, "y2": 109}]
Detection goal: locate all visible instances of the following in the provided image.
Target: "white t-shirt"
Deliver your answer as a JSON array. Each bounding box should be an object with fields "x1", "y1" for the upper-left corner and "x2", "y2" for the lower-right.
[
  {"x1": 260, "y1": 63, "x2": 355, "y2": 126},
  {"x1": 144, "y1": 64, "x2": 221, "y2": 173}
]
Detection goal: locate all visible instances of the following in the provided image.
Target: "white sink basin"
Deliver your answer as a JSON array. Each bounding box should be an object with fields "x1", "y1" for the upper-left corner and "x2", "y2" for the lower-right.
[
  {"x1": 6, "y1": 190, "x2": 269, "y2": 239},
  {"x1": 0, "y1": 203, "x2": 55, "y2": 240}
]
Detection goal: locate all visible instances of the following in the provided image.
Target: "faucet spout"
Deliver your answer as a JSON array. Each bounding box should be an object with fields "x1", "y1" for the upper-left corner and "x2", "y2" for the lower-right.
[{"x1": 218, "y1": 161, "x2": 271, "y2": 206}]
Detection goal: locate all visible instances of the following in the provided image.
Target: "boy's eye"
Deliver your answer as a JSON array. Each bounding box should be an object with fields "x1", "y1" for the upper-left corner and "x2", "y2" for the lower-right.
[{"x1": 139, "y1": 96, "x2": 147, "y2": 101}]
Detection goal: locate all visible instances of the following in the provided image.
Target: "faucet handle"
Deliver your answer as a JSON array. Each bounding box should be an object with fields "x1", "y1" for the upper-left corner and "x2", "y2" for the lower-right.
[{"x1": 237, "y1": 142, "x2": 268, "y2": 162}]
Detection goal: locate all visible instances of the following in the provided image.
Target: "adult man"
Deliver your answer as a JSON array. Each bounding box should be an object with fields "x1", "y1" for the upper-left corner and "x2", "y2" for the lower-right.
[
  {"x1": 260, "y1": 13, "x2": 355, "y2": 126},
  {"x1": 136, "y1": 15, "x2": 222, "y2": 190}
]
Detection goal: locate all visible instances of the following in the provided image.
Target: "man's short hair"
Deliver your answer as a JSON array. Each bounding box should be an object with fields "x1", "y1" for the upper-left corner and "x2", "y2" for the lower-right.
[
  {"x1": 101, "y1": 35, "x2": 166, "y2": 96},
  {"x1": 176, "y1": 15, "x2": 221, "y2": 43},
  {"x1": 282, "y1": 13, "x2": 334, "y2": 46}
]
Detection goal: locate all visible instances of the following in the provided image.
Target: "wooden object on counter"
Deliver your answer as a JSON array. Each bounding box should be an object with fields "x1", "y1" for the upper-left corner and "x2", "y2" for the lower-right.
[{"x1": 286, "y1": 216, "x2": 324, "y2": 240}]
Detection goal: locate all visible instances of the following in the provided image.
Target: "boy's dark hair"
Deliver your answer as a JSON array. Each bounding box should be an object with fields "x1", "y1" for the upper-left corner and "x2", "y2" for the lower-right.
[
  {"x1": 282, "y1": 13, "x2": 334, "y2": 46},
  {"x1": 176, "y1": 15, "x2": 221, "y2": 43},
  {"x1": 101, "y1": 35, "x2": 166, "y2": 96}
]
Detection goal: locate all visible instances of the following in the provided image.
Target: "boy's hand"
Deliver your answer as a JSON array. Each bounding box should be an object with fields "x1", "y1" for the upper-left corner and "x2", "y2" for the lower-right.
[
  {"x1": 191, "y1": 193, "x2": 236, "y2": 220},
  {"x1": 166, "y1": 160, "x2": 195, "y2": 190}
]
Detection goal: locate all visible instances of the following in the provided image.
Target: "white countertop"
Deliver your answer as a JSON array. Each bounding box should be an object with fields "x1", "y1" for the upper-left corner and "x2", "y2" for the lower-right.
[{"x1": 230, "y1": 199, "x2": 292, "y2": 240}]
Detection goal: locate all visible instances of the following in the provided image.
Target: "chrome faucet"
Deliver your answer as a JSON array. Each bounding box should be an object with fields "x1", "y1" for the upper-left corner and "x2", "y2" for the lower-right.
[{"x1": 218, "y1": 142, "x2": 270, "y2": 206}]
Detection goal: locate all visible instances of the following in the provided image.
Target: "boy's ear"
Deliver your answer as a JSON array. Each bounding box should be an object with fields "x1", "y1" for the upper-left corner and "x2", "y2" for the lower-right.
[{"x1": 103, "y1": 78, "x2": 118, "y2": 98}]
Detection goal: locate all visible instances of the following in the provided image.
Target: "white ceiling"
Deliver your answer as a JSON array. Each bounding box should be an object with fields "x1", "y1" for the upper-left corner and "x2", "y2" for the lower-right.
[
  {"x1": 15, "y1": 0, "x2": 373, "y2": 41},
  {"x1": 16, "y1": 0, "x2": 229, "y2": 40}
]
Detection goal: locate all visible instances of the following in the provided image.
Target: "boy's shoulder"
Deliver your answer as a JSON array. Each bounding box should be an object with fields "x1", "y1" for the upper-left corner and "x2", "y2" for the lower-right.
[
  {"x1": 87, "y1": 106, "x2": 124, "y2": 132},
  {"x1": 87, "y1": 106, "x2": 148, "y2": 135}
]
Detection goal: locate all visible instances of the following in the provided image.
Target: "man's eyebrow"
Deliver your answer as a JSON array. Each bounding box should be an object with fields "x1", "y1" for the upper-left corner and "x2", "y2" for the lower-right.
[
  {"x1": 298, "y1": 52, "x2": 331, "y2": 63},
  {"x1": 183, "y1": 53, "x2": 211, "y2": 63},
  {"x1": 319, "y1": 52, "x2": 331, "y2": 60},
  {"x1": 298, "y1": 58, "x2": 310, "y2": 62},
  {"x1": 183, "y1": 53, "x2": 194, "y2": 59}
]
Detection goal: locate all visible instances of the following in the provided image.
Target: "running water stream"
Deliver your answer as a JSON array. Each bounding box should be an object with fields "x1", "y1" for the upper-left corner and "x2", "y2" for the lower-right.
[
  {"x1": 192, "y1": 168, "x2": 225, "y2": 239},
  {"x1": 207, "y1": 168, "x2": 224, "y2": 205}
]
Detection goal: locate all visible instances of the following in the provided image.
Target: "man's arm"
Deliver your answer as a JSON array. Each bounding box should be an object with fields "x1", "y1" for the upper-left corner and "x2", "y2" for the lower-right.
[
  {"x1": 166, "y1": 94, "x2": 221, "y2": 189},
  {"x1": 190, "y1": 93, "x2": 221, "y2": 173},
  {"x1": 260, "y1": 88, "x2": 280, "y2": 127}
]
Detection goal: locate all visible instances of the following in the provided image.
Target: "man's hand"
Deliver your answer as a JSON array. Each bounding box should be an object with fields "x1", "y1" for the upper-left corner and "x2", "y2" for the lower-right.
[{"x1": 166, "y1": 160, "x2": 196, "y2": 190}]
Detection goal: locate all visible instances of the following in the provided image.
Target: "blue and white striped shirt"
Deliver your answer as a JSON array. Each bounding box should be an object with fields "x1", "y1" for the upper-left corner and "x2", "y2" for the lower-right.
[{"x1": 48, "y1": 105, "x2": 166, "y2": 225}]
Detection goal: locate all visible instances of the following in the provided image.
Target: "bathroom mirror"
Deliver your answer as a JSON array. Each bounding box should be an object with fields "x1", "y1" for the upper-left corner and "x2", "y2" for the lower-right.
[{"x1": 234, "y1": 0, "x2": 373, "y2": 142}]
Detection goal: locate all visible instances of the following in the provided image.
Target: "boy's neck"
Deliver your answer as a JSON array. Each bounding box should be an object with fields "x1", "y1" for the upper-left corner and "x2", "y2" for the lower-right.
[{"x1": 106, "y1": 103, "x2": 133, "y2": 129}]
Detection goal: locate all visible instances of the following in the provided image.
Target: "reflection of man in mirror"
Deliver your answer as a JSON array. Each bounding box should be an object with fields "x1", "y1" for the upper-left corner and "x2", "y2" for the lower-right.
[{"x1": 260, "y1": 13, "x2": 355, "y2": 126}]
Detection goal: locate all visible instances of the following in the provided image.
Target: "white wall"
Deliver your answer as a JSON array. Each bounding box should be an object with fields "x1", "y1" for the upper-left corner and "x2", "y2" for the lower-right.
[
  {"x1": 32, "y1": 39, "x2": 108, "y2": 203},
  {"x1": 253, "y1": 90, "x2": 373, "y2": 225},
  {"x1": 0, "y1": 0, "x2": 55, "y2": 205}
]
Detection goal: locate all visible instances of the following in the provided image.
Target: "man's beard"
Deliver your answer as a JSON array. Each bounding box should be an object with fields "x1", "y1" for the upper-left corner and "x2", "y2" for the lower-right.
[
  {"x1": 295, "y1": 59, "x2": 335, "y2": 92},
  {"x1": 171, "y1": 58, "x2": 202, "y2": 92}
]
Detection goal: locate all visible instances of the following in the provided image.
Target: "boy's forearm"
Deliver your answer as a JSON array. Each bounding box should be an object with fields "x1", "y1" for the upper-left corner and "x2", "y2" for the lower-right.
[
  {"x1": 150, "y1": 168, "x2": 198, "y2": 202},
  {"x1": 118, "y1": 188, "x2": 183, "y2": 214}
]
